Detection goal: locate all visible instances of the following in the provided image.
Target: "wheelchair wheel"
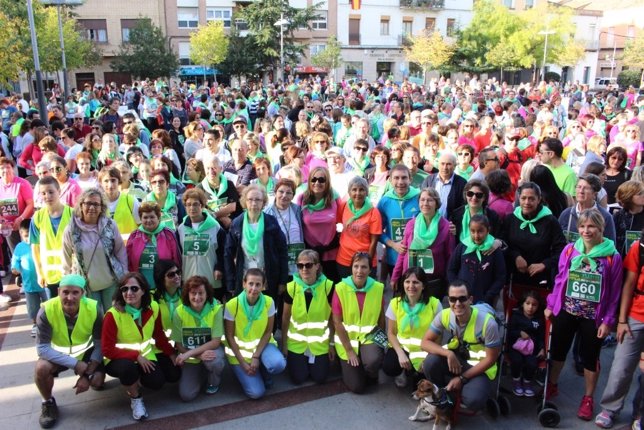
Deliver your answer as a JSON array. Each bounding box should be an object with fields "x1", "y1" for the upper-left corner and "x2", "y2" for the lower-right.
[
  {"x1": 538, "y1": 407, "x2": 560, "y2": 428},
  {"x1": 486, "y1": 397, "x2": 501, "y2": 419},
  {"x1": 498, "y1": 395, "x2": 511, "y2": 416}
]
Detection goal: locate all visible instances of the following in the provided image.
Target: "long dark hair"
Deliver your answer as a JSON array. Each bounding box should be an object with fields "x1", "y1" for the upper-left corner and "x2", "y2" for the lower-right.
[
  {"x1": 112, "y1": 272, "x2": 152, "y2": 310},
  {"x1": 395, "y1": 267, "x2": 432, "y2": 305},
  {"x1": 529, "y1": 165, "x2": 568, "y2": 218},
  {"x1": 153, "y1": 259, "x2": 181, "y2": 302}
]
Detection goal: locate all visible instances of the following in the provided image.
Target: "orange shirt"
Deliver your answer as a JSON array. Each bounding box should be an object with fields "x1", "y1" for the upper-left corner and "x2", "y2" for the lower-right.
[
  {"x1": 624, "y1": 240, "x2": 644, "y2": 323},
  {"x1": 336, "y1": 199, "x2": 383, "y2": 267}
]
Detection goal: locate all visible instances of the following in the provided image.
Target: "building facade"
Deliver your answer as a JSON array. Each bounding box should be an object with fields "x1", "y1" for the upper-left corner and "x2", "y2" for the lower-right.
[{"x1": 596, "y1": 1, "x2": 643, "y2": 82}]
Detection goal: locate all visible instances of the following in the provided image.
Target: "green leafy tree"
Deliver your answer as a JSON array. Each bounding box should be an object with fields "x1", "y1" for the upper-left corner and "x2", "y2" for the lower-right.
[
  {"x1": 617, "y1": 70, "x2": 641, "y2": 89},
  {"x1": 111, "y1": 18, "x2": 178, "y2": 79},
  {"x1": 622, "y1": 33, "x2": 644, "y2": 86},
  {"x1": 218, "y1": 23, "x2": 262, "y2": 82},
  {"x1": 189, "y1": 20, "x2": 229, "y2": 72},
  {"x1": 0, "y1": 9, "x2": 29, "y2": 86},
  {"x1": 310, "y1": 36, "x2": 343, "y2": 78},
  {"x1": 485, "y1": 40, "x2": 522, "y2": 82},
  {"x1": 404, "y1": 30, "x2": 454, "y2": 85},
  {"x1": 555, "y1": 40, "x2": 586, "y2": 68}
]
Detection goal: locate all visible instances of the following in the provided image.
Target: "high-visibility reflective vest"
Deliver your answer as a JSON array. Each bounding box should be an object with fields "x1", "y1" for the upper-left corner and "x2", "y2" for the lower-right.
[
  {"x1": 391, "y1": 296, "x2": 440, "y2": 371},
  {"x1": 111, "y1": 193, "x2": 138, "y2": 241},
  {"x1": 224, "y1": 294, "x2": 276, "y2": 365},
  {"x1": 174, "y1": 302, "x2": 222, "y2": 364},
  {"x1": 333, "y1": 280, "x2": 384, "y2": 361},
  {"x1": 440, "y1": 307, "x2": 497, "y2": 380},
  {"x1": 34, "y1": 205, "x2": 73, "y2": 284},
  {"x1": 286, "y1": 279, "x2": 333, "y2": 356},
  {"x1": 153, "y1": 295, "x2": 181, "y2": 352},
  {"x1": 104, "y1": 301, "x2": 160, "y2": 364},
  {"x1": 44, "y1": 296, "x2": 98, "y2": 359}
]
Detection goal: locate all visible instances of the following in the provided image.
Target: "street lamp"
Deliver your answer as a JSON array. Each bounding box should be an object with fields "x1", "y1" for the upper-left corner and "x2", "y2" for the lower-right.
[
  {"x1": 274, "y1": 14, "x2": 289, "y2": 83},
  {"x1": 27, "y1": 0, "x2": 48, "y2": 125},
  {"x1": 539, "y1": 29, "x2": 556, "y2": 82}
]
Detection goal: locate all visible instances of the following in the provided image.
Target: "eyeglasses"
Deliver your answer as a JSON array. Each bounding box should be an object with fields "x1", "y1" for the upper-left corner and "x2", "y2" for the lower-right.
[
  {"x1": 165, "y1": 270, "x2": 181, "y2": 278},
  {"x1": 448, "y1": 295, "x2": 469, "y2": 304},
  {"x1": 466, "y1": 191, "x2": 484, "y2": 199},
  {"x1": 457, "y1": 152, "x2": 471, "y2": 157},
  {"x1": 310, "y1": 176, "x2": 326, "y2": 184},
  {"x1": 123, "y1": 120, "x2": 133, "y2": 125},
  {"x1": 296, "y1": 262, "x2": 316, "y2": 269},
  {"x1": 151, "y1": 179, "x2": 166, "y2": 185},
  {"x1": 306, "y1": 105, "x2": 314, "y2": 109},
  {"x1": 120, "y1": 285, "x2": 141, "y2": 294},
  {"x1": 82, "y1": 202, "x2": 101, "y2": 208},
  {"x1": 355, "y1": 147, "x2": 368, "y2": 152}
]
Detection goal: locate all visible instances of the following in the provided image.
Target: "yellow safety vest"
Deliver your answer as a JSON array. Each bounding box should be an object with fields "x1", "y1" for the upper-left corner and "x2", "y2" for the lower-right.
[
  {"x1": 34, "y1": 205, "x2": 73, "y2": 285},
  {"x1": 333, "y1": 280, "x2": 384, "y2": 361},
  {"x1": 224, "y1": 294, "x2": 276, "y2": 365},
  {"x1": 174, "y1": 302, "x2": 222, "y2": 364},
  {"x1": 440, "y1": 307, "x2": 497, "y2": 380},
  {"x1": 391, "y1": 296, "x2": 440, "y2": 371},
  {"x1": 104, "y1": 301, "x2": 160, "y2": 364},
  {"x1": 286, "y1": 279, "x2": 333, "y2": 356},
  {"x1": 111, "y1": 193, "x2": 138, "y2": 242},
  {"x1": 44, "y1": 296, "x2": 98, "y2": 359},
  {"x1": 152, "y1": 296, "x2": 180, "y2": 353}
]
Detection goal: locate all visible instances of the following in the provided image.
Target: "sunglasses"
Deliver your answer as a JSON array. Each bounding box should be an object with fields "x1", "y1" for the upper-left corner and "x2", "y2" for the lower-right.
[
  {"x1": 466, "y1": 191, "x2": 484, "y2": 199},
  {"x1": 448, "y1": 295, "x2": 469, "y2": 304},
  {"x1": 296, "y1": 262, "x2": 316, "y2": 269},
  {"x1": 74, "y1": 118, "x2": 83, "y2": 121},
  {"x1": 310, "y1": 176, "x2": 326, "y2": 184},
  {"x1": 120, "y1": 285, "x2": 141, "y2": 294},
  {"x1": 457, "y1": 152, "x2": 471, "y2": 157},
  {"x1": 166, "y1": 270, "x2": 181, "y2": 278},
  {"x1": 355, "y1": 147, "x2": 368, "y2": 152},
  {"x1": 324, "y1": 107, "x2": 332, "y2": 111}
]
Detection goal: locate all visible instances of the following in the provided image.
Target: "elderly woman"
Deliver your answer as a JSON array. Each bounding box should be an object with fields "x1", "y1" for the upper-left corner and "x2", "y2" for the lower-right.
[
  {"x1": 281, "y1": 249, "x2": 335, "y2": 385},
  {"x1": 172, "y1": 276, "x2": 225, "y2": 401},
  {"x1": 250, "y1": 157, "x2": 276, "y2": 202},
  {"x1": 102, "y1": 273, "x2": 179, "y2": 421},
  {"x1": 544, "y1": 209, "x2": 622, "y2": 421},
  {"x1": 449, "y1": 180, "x2": 502, "y2": 245},
  {"x1": 336, "y1": 176, "x2": 382, "y2": 278},
  {"x1": 61, "y1": 187, "x2": 127, "y2": 311},
  {"x1": 182, "y1": 158, "x2": 206, "y2": 188},
  {"x1": 224, "y1": 184, "x2": 288, "y2": 300},
  {"x1": 604, "y1": 146, "x2": 632, "y2": 206},
  {"x1": 264, "y1": 178, "x2": 304, "y2": 277},
  {"x1": 0, "y1": 156, "x2": 34, "y2": 251},
  {"x1": 145, "y1": 169, "x2": 185, "y2": 231},
  {"x1": 613, "y1": 180, "x2": 644, "y2": 256},
  {"x1": 126, "y1": 202, "x2": 181, "y2": 290},
  {"x1": 559, "y1": 174, "x2": 616, "y2": 244}
]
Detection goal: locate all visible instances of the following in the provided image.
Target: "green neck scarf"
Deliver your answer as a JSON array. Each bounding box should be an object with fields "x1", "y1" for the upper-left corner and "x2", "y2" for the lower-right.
[
  {"x1": 342, "y1": 276, "x2": 375, "y2": 293},
  {"x1": 147, "y1": 190, "x2": 177, "y2": 215},
  {"x1": 183, "y1": 211, "x2": 218, "y2": 234},
  {"x1": 460, "y1": 207, "x2": 484, "y2": 243},
  {"x1": 125, "y1": 304, "x2": 142, "y2": 325},
  {"x1": 243, "y1": 212, "x2": 264, "y2": 256},
  {"x1": 138, "y1": 222, "x2": 165, "y2": 246},
  {"x1": 400, "y1": 299, "x2": 425, "y2": 332},
  {"x1": 411, "y1": 211, "x2": 441, "y2": 249},
  {"x1": 239, "y1": 291, "x2": 266, "y2": 337},
  {"x1": 183, "y1": 302, "x2": 213, "y2": 328},
  {"x1": 293, "y1": 273, "x2": 327, "y2": 298},
  {"x1": 304, "y1": 197, "x2": 326, "y2": 213},
  {"x1": 513, "y1": 205, "x2": 552, "y2": 234},
  {"x1": 462, "y1": 234, "x2": 495, "y2": 262},
  {"x1": 346, "y1": 198, "x2": 372, "y2": 225},
  {"x1": 201, "y1": 174, "x2": 228, "y2": 198},
  {"x1": 349, "y1": 156, "x2": 370, "y2": 174},
  {"x1": 163, "y1": 290, "x2": 181, "y2": 320},
  {"x1": 259, "y1": 176, "x2": 275, "y2": 194},
  {"x1": 384, "y1": 186, "x2": 420, "y2": 201},
  {"x1": 570, "y1": 238, "x2": 617, "y2": 272}
]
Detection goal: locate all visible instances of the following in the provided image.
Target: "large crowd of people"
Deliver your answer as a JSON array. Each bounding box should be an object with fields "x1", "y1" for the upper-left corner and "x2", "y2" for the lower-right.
[{"x1": 0, "y1": 74, "x2": 643, "y2": 429}]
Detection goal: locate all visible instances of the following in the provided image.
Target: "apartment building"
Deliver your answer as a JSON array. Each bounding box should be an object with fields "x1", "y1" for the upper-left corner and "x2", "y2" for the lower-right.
[{"x1": 596, "y1": 1, "x2": 643, "y2": 81}]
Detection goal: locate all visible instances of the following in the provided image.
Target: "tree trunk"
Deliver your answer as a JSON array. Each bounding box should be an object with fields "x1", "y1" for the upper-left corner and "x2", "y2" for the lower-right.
[
  {"x1": 500, "y1": 67, "x2": 504, "y2": 83},
  {"x1": 423, "y1": 67, "x2": 427, "y2": 87}
]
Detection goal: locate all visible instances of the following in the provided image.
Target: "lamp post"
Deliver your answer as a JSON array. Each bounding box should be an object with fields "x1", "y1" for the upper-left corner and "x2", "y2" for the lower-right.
[
  {"x1": 274, "y1": 14, "x2": 289, "y2": 83},
  {"x1": 598, "y1": 31, "x2": 637, "y2": 80},
  {"x1": 539, "y1": 29, "x2": 556, "y2": 82},
  {"x1": 27, "y1": 0, "x2": 48, "y2": 126}
]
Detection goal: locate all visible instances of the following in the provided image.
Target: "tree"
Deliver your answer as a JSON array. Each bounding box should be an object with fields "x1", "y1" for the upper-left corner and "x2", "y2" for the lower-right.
[
  {"x1": 218, "y1": 24, "x2": 262, "y2": 82},
  {"x1": 111, "y1": 18, "x2": 178, "y2": 79},
  {"x1": 485, "y1": 40, "x2": 522, "y2": 82},
  {"x1": 0, "y1": 9, "x2": 29, "y2": 86},
  {"x1": 617, "y1": 70, "x2": 641, "y2": 89},
  {"x1": 555, "y1": 40, "x2": 586, "y2": 68},
  {"x1": 310, "y1": 36, "x2": 343, "y2": 79},
  {"x1": 622, "y1": 33, "x2": 644, "y2": 86},
  {"x1": 404, "y1": 30, "x2": 454, "y2": 85},
  {"x1": 189, "y1": 20, "x2": 229, "y2": 74}
]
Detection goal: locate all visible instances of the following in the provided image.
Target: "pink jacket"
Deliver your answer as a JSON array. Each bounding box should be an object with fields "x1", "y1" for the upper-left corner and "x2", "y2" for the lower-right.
[{"x1": 126, "y1": 228, "x2": 181, "y2": 272}]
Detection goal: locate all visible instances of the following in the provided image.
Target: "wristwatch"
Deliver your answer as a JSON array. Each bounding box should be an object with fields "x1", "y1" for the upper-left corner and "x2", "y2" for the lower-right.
[
  {"x1": 84, "y1": 372, "x2": 95, "y2": 381},
  {"x1": 459, "y1": 375, "x2": 469, "y2": 385}
]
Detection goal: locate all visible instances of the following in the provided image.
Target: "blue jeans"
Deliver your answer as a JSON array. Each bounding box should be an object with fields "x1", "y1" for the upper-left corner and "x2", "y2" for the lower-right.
[
  {"x1": 88, "y1": 285, "x2": 116, "y2": 313},
  {"x1": 231, "y1": 343, "x2": 286, "y2": 399}
]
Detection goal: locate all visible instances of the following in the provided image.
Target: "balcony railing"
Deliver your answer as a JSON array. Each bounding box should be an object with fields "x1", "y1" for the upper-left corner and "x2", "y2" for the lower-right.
[{"x1": 400, "y1": 0, "x2": 445, "y2": 9}]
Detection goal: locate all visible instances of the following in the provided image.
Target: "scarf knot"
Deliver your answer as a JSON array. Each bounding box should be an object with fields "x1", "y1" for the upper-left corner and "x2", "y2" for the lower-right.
[
  {"x1": 513, "y1": 205, "x2": 552, "y2": 234},
  {"x1": 570, "y1": 238, "x2": 617, "y2": 272}
]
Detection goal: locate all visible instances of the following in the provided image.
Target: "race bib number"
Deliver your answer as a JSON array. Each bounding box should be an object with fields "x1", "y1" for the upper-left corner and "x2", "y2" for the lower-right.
[
  {"x1": 408, "y1": 249, "x2": 435, "y2": 274},
  {"x1": 363, "y1": 326, "x2": 388, "y2": 349},
  {"x1": 564, "y1": 230, "x2": 579, "y2": 243},
  {"x1": 0, "y1": 198, "x2": 19, "y2": 218},
  {"x1": 182, "y1": 327, "x2": 211, "y2": 349},
  {"x1": 208, "y1": 197, "x2": 228, "y2": 212},
  {"x1": 390, "y1": 218, "x2": 410, "y2": 242},
  {"x1": 625, "y1": 230, "x2": 639, "y2": 252},
  {"x1": 140, "y1": 245, "x2": 157, "y2": 270},
  {"x1": 565, "y1": 270, "x2": 602, "y2": 302},
  {"x1": 184, "y1": 233, "x2": 209, "y2": 256},
  {"x1": 287, "y1": 242, "x2": 305, "y2": 267}
]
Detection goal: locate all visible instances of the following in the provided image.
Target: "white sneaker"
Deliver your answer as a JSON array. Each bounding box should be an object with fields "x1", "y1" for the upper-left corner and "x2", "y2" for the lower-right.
[
  {"x1": 0, "y1": 270, "x2": 7, "y2": 277},
  {"x1": 31, "y1": 325, "x2": 37, "y2": 338},
  {"x1": 130, "y1": 396, "x2": 148, "y2": 420},
  {"x1": 394, "y1": 371, "x2": 408, "y2": 388},
  {"x1": 0, "y1": 294, "x2": 11, "y2": 303}
]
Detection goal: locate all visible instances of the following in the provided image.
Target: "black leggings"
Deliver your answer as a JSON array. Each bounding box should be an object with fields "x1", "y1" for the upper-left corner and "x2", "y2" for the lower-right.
[
  {"x1": 286, "y1": 351, "x2": 330, "y2": 385},
  {"x1": 550, "y1": 310, "x2": 602, "y2": 372},
  {"x1": 382, "y1": 347, "x2": 424, "y2": 379},
  {"x1": 106, "y1": 354, "x2": 180, "y2": 389}
]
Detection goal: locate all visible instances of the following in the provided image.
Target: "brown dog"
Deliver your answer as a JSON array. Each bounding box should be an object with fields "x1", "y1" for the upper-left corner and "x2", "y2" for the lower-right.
[{"x1": 410, "y1": 379, "x2": 454, "y2": 430}]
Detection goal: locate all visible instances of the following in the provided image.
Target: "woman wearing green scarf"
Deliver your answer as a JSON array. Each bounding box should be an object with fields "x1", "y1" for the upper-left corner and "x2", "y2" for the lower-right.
[
  {"x1": 544, "y1": 209, "x2": 622, "y2": 420},
  {"x1": 448, "y1": 180, "x2": 502, "y2": 246},
  {"x1": 501, "y1": 182, "x2": 566, "y2": 288},
  {"x1": 250, "y1": 157, "x2": 276, "y2": 204},
  {"x1": 332, "y1": 252, "x2": 385, "y2": 393},
  {"x1": 145, "y1": 169, "x2": 186, "y2": 231},
  {"x1": 224, "y1": 268, "x2": 286, "y2": 399},
  {"x1": 447, "y1": 214, "x2": 506, "y2": 305},
  {"x1": 152, "y1": 259, "x2": 183, "y2": 341},
  {"x1": 384, "y1": 267, "x2": 442, "y2": 388}
]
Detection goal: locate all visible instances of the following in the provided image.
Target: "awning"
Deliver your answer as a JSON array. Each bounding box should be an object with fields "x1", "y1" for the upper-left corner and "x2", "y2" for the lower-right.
[
  {"x1": 179, "y1": 66, "x2": 219, "y2": 76},
  {"x1": 293, "y1": 66, "x2": 328, "y2": 74}
]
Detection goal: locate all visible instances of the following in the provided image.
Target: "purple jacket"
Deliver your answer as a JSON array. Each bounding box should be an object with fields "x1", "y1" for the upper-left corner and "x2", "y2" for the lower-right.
[
  {"x1": 546, "y1": 243, "x2": 623, "y2": 328},
  {"x1": 391, "y1": 216, "x2": 453, "y2": 286}
]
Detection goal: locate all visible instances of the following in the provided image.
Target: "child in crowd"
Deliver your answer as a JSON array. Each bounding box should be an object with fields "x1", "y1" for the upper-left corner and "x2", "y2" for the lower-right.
[
  {"x1": 11, "y1": 219, "x2": 48, "y2": 337},
  {"x1": 507, "y1": 290, "x2": 545, "y2": 397}
]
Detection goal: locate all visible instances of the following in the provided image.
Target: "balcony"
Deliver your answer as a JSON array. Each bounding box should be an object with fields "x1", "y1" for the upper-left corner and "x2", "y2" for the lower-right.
[{"x1": 400, "y1": 0, "x2": 445, "y2": 9}]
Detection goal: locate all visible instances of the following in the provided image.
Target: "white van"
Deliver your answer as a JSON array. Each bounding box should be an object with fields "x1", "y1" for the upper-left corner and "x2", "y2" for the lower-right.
[{"x1": 593, "y1": 77, "x2": 617, "y2": 90}]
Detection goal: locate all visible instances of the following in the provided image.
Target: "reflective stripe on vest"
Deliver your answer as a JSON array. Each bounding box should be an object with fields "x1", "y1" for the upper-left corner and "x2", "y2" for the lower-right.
[
  {"x1": 223, "y1": 294, "x2": 276, "y2": 365},
  {"x1": 112, "y1": 193, "x2": 138, "y2": 241},
  {"x1": 45, "y1": 296, "x2": 98, "y2": 359},
  {"x1": 333, "y1": 280, "x2": 384, "y2": 361},
  {"x1": 34, "y1": 205, "x2": 73, "y2": 284},
  {"x1": 105, "y1": 301, "x2": 159, "y2": 364},
  {"x1": 391, "y1": 296, "x2": 440, "y2": 371},
  {"x1": 174, "y1": 302, "x2": 221, "y2": 364},
  {"x1": 286, "y1": 280, "x2": 333, "y2": 356}
]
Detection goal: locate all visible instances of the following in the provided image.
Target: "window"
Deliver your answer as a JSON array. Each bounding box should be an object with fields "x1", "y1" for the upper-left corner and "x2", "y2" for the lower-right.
[
  {"x1": 120, "y1": 19, "x2": 139, "y2": 43},
  {"x1": 503, "y1": 0, "x2": 515, "y2": 9},
  {"x1": 235, "y1": 20, "x2": 248, "y2": 31},
  {"x1": 178, "y1": 42, "x2": 193, "y2": 66},
  {"x1": 607, "y1": 27, "x2": 614, "y2": 45},
  {"x1": 425, "y1": 17, "x2": 435, "y2": 32},
  {"x1": 446, "y1": 18, "x2": 456, "y2": 37},
  {"x1": 402, "y1": 19, "x2": 413, "y2": 36},
  {"x1": 380, "y1": 17, "x2": 390, "y2": 36},
  {"x1": 310, "y1": 44, "x2": 325, "y2": 56},
  {"x1": 78, "y1": 19, "x2": 108, "y2": 43},
  {"x1": 206, "y1": 8, "x2": 231, "y2": 28},
  {"x1": 345, "y1": 61, "x2": 362, "y2": 78},
  {"x1": 178, "y1": 7, "x2": 199, "y2": 29},
  {"x1": 524, "y1": 0, "x2": 534, "y2": 8},
  {"x1": 311, "y1": 11, "x2": 327, "y2": 30},
  {"x1": 349, "y1": 18, "x2": 360, "y2": 45}
]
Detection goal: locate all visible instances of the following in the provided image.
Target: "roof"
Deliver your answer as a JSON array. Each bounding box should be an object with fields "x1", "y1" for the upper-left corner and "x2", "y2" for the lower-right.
[{"x1": 549, "y1": 0, "x2": 641, "y2": 11}]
